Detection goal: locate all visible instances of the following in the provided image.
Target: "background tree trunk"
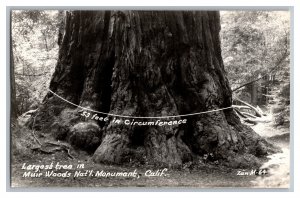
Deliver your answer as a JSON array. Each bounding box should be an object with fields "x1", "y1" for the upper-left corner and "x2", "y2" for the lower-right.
[
  {"x1": 33, "y1": 11, "x2": 277, "y2": 167},
  {"x1": 10, "y1": 16, "x2": 17, "y2": 121}
]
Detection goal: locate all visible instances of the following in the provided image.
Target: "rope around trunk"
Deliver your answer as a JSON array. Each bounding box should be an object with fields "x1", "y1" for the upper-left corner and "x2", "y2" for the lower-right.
[{"x1": 48, "y1": 89, "x2": 233, "y2": 119}]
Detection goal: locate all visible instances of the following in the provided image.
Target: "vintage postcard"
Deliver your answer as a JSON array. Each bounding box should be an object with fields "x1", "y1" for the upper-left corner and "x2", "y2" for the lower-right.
[{"x1": 9, "y1": 9, "x2": 291, "y2": 189}]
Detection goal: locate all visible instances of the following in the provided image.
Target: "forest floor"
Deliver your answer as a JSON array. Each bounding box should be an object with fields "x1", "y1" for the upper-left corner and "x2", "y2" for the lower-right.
[{"x1": 10, "y1": 121, "x2": 290, "y2": 189}]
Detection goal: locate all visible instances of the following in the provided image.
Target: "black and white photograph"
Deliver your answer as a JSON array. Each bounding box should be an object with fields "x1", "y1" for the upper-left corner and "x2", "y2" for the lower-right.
[{"x1": 9, "y1": 9, "x2": 291, "y2": 188}]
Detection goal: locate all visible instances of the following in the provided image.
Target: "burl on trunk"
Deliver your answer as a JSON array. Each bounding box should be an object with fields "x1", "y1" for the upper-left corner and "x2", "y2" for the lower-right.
[{"x1": 32, "y1": 11, "x2": 277, "y2": 168}]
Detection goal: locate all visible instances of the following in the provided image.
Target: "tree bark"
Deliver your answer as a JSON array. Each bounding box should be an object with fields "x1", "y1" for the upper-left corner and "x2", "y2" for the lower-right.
[{"x1": 33, "y1": 11, "x2": 277, "y2": 167}]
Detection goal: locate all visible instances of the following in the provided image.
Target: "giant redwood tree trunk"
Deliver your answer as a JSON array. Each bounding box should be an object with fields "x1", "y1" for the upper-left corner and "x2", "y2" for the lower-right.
[{"x1": 33, "y1": 11, "x2": 276, "y2": 167}]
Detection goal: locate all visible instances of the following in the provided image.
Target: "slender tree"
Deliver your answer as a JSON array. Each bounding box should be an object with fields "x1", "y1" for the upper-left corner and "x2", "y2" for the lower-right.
[{"x1": 11, "y1": 12, "x2": 17, "y2": 121}]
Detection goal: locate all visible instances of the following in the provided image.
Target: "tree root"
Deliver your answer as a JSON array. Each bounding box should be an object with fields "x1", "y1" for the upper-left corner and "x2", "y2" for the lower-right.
[
  {"x1": 233, "y1": 98, "x2": 271, "y2": 125},
  {"x1": 31, "y1": 140, "x2": 75, "y2": 159}
]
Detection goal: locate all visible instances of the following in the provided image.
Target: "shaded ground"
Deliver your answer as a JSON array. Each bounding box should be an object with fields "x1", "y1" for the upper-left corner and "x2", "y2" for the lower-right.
[
  {"x1": 10, "y1": 120, "x2": 290, "y2": 188},
  {"x1": 11, "y1": 157, "x2": 256, "y2": 188}
]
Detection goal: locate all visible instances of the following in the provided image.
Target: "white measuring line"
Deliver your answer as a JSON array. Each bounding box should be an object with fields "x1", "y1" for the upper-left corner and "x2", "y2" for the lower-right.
[{"x1": 48, "y1": 89, "x2": 233, "y2": 119}]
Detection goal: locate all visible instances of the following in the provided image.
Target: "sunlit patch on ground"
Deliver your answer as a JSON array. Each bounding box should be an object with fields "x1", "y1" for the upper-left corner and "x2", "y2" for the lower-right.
[{"x1": 250, "y1": 121, "x2": 290, "y2": 188}]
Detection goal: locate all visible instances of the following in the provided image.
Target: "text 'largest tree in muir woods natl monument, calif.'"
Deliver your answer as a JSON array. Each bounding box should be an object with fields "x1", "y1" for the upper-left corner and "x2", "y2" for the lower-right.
[{"x1": 32, "y1": 11, "x2": 277, "y2": 167}]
